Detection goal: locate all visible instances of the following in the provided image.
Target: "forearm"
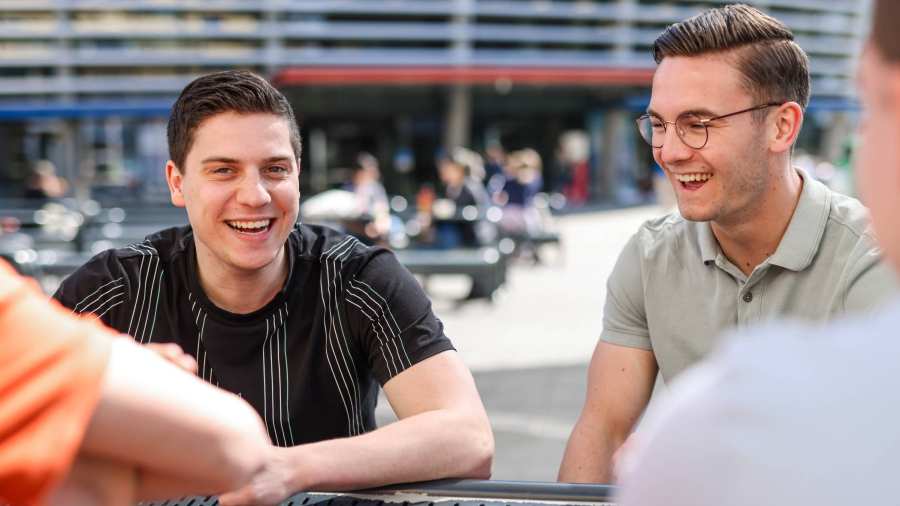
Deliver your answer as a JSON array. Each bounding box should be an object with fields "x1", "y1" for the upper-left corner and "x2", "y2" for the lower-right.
[
  {"x1": 51, "y1": 456, "x2": 232, "y2": 505},
  {"x1": 558, "y1": 342, "x2": 657, "y2": 484},
  {"x1": 48, "y1": 455, "x2": 137, "y2": 506},
  {"x1": 135, "y1": 470, "x2": 237, "y2": 502},
  {"x1": 51, "y1": 455, "x2": 238, "y2": 505},
  {"x1": 81, "y1": 339, "x2": 270, "y2": 491},
  {"x1": 558, "y1": 418, "x2": 627, "y2": 484},
  {"x1": 287, "y1": 408, "x2": 493, "y2": 492}
]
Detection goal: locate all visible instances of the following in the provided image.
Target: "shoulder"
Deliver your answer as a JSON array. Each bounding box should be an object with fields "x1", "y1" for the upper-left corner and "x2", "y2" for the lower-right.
[
  {"x1": 628, "y1": 212, "x2": 698, "y2": 258},
  {"x1": 90, "y1": 225, "x2": 190, "y2": 264},
  {"x1": 292, "y1": 223, "x2": 378, "y2": 268},
  {"x1": 54, "y1": 226, "x2": 186, "y2": 307},
  {"x1": 90, "y1": 225, "x2": 191, "y2": 269},
  {"x1": 826, "y1": 189, "x2": 876, "y2": 242},
  {"x1": 608, "y1": 212, "x2": 692, "y2": 283},
  {"x1": 821, "y1": 190, "x2": 882, "y2": 266}
]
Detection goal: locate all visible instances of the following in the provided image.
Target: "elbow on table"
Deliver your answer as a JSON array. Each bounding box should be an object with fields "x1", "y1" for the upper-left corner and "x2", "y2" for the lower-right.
[
  {"x1": 207, "y1": 396, "x2": 272, "y2": 491},
  {"x1": 459, "y1": 415, "x2": 495, "y2": 480}
]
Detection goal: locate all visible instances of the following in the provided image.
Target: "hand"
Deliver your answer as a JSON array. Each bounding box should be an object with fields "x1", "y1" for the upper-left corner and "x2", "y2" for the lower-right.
[
  {"x1": 218, "y1": 446, "x2": 297, "y2": 506},
  {"x1": 144, "y1": 342, "x2": 198, "y2": 374}
]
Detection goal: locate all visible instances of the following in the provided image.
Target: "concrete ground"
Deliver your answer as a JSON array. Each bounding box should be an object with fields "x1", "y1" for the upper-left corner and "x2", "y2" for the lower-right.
[{"x1": 377, "y1": 205, "x2": 668, "y2": 481}]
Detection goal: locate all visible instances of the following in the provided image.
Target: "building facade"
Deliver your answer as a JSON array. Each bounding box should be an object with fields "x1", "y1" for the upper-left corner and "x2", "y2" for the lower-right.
[{"x1": 0, "y1": 0, "x2": 870, "y2": 203}]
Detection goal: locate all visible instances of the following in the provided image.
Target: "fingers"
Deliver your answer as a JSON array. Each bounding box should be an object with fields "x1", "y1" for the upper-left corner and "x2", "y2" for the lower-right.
[{"x1": 144, "y1": 342, "x2": 199, "y2": 374}]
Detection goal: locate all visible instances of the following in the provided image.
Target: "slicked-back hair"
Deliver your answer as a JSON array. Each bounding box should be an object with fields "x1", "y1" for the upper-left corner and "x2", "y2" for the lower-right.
[
  {"x1": 873, "y1": 0, "x2": 900, "y2": 62},
  {"x1": 167, "y1": 70, "x2": 302, "y2": 171},
  {"x1": 653, "y1": 4, "x2": 810, "y2": 113}
]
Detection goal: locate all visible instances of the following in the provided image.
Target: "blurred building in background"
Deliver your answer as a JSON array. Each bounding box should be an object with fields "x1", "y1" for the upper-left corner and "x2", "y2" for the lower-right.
[{"x1": 0, "y1": 0, "x2": 869, "y2": 205}]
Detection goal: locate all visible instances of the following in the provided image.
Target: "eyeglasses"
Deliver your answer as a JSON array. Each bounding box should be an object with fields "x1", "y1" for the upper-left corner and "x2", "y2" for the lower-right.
[{"x1": 636, "y1": 102, "x2": 782, "y2": 150}]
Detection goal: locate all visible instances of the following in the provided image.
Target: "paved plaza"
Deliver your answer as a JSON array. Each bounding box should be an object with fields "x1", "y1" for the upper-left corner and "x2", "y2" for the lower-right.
[{"x1": 377, "y1": 204, "x2": 668, "y2": 481}]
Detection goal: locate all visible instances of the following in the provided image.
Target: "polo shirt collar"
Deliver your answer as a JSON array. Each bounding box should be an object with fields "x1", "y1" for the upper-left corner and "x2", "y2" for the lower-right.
[
  {"x1": 768, "y1": 168, "x2": 831, "y2": 271},
  {"x1": 696, "y1": 168, "x2": 830, "y2": 271},
  {"x1": 698, "y1": 219, "x2": 719, "y2": 265}
]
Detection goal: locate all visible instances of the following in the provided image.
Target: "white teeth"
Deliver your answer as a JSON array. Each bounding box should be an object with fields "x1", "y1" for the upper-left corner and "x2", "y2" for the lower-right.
[
  {"x1": 675, "y1": 173, "x2": 711, "y2": 183},
  {"x1": 227, "y1": 219, "x2": 271, "y2": 230}
]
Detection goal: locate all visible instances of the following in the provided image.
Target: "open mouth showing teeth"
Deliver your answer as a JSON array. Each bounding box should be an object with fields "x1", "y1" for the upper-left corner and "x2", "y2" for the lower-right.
[
  {"x1": 674, "y1": 173, "x2": 712, "y2": 188},
  {"x1": 674, "y1": 173, "x2": 712, "y2": 183},
  {"x1": 226, "y1": 219, "x2": 272, "y2": 234}
]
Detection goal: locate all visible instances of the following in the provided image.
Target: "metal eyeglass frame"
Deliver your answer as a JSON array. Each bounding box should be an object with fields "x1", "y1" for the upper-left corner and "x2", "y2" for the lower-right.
[{"x1": 636, "y1": 102, "x2": 783, "y2": 149}]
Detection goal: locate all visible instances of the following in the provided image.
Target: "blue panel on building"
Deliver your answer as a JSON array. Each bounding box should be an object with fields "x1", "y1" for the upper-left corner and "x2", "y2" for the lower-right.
[{"x1": 0, "y1": 100, "x2": 174, "y2": 120}]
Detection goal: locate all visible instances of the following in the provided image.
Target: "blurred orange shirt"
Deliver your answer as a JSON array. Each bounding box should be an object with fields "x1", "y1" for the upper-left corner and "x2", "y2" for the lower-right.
[{"x1": 0, "y1": 260, "x2": 112, "y2": 506}]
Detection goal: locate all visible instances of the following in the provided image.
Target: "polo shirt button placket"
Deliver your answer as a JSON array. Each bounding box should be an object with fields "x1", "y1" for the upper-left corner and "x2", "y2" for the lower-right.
[{"x1": 743, "y1": 291, "x2": 753, "y2": 303}]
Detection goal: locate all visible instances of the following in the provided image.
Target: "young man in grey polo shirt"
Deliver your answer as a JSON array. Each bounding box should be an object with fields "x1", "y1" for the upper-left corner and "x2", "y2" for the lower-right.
[
  {"x1": 618, "y1": 2, "x2": 900, "y2": 503},
  {"x1": 558, "y1": 4, "x2": 897, "y2": 484}
]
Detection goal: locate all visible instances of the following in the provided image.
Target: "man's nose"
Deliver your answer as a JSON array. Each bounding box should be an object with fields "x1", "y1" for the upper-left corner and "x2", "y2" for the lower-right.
[
  {"x1": 236, "y1": 172, "x2": 271, "y2": 207},
  {"x1": 657, "y1": 126, "x2": 694, "y2": 165}
]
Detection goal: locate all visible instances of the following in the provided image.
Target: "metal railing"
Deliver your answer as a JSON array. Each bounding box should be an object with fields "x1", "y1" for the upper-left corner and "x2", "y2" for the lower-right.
[{"x1": 140, "y1": 479, "x2": 618, "y2": 506}]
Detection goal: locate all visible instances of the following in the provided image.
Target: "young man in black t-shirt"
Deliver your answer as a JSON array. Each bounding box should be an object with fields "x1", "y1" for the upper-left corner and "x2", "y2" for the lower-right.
[{"x1": 54, "y1": 70, "x2": 493, "y2": 505}]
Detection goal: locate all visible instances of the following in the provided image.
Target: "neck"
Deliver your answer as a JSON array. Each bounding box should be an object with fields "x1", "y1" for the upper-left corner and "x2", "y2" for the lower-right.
[
  {"x1": 195, "y1": 244, "x2": 288, "y2": 314},
  {"x1": 711, "y1": 166, "x2": 803, "y2": 276}
]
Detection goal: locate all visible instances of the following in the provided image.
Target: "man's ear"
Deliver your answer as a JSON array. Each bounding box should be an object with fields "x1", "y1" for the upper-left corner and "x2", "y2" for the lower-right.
[
  {"x1": 769, "y1": 102, "x2": 804, "y2": 154},
  {"x1": 165, "y1": 161, "x2": 186, "y2": 208}
]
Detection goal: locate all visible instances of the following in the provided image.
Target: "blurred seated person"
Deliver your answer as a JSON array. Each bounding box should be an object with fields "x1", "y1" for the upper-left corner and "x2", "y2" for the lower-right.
[
  {"x1": 435, "y1": 147, "x2": 492, "y2": 249},
  {"x1": 24, "y1": 160, "x2": 68, "y2": 200},
  {"x1": 496, "y1": 148, "x2": 545, "y2": 240},
  {"x1": 432, "y1": 148, "x2": 499, "y2": 300},
  {"x1": 342, "y1": 152, "x2": 391, "y2": 244},
  {"x1": 483, "y1": 142, "x2": 507, "y2": 197}
]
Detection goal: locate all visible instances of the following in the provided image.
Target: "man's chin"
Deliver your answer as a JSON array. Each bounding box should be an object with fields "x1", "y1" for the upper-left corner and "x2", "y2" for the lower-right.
[
  {"x1": 216, "y1": 246, "x2": 283, "y2": 273},
  {"x1": 675, "y1": 204, "x2": 714, "y2": 223},
  {"x1": 231, "y1": 252, "x2": 283, "y2": 272}
]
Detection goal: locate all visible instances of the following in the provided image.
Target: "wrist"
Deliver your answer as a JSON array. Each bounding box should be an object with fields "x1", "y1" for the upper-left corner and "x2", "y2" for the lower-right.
[{"x1": 282, "y1": 444, "x2": 318, "y2": 493}]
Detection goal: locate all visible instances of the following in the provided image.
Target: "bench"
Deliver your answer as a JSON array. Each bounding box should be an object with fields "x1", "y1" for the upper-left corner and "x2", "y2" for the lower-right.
[{"x1": 394, "y1": 247, "x2": 507, "y2": 300}]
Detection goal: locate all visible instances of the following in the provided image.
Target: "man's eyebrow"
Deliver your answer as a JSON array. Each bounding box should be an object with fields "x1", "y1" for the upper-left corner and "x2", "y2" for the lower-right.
[
  {"x1": 200, "y1": 156, "x2": 240, "y2": 164},
  {"x1": 262, "y1": 156, "x2": 294, "y2": 164},
  {"x1": 645, "y1": 107, "x2": 719, "y2": 118},
  {"x1": 684, "y1": 107, "x2": 720, "y2": 118},
  {"x1": 200, "y1": 156, "x2": 294, "y2": 164}
]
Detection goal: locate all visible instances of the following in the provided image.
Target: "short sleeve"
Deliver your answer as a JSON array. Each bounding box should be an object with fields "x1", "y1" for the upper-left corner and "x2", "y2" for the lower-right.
[
  {"x1": 600, "y1": 233, "x2": 652, "y2": 350},
  {"x1": 344, "y1": 249, "x2": 455, "y2": 385},
  {"x1": 53, "y1": 250, "x2": 131, "y2": 328},
  {"x1": 0, "y1": 260, "x2": 112, "y2": 506}
]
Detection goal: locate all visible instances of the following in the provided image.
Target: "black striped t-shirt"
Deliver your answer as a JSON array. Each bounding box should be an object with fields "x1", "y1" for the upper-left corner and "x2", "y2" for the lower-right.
[{"x1": 53, "y1": 224, "x2": 454, "y2": 446}]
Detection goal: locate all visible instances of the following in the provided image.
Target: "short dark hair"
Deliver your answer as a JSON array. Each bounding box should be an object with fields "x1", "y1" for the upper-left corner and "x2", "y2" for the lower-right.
[
  {"x1": 653, "y1": 4, "x2": 810, "y2": 111},
  {"x1": 873, "y1": 0, "x2": 900, "y2": 62},
  {"x1": 167, "y1": 70, "x2": 302, "y2": 170}
]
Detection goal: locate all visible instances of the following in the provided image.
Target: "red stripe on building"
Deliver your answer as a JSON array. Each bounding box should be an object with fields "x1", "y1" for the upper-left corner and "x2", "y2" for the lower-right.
[{"x1": 272, "y1": 66, "x2": 654, "y2": 86}]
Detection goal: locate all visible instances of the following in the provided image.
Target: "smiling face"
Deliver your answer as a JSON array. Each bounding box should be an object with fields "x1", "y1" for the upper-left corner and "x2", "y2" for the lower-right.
[
  {"x1": 166, "y1": 111, "x2": 300, "y2": 278},
  {"x1": 648, "y1": 53, "x2": 775, "y2": 225},
  {"x1": 856, "y1": 45, "x2": 900, "y2": 272}
]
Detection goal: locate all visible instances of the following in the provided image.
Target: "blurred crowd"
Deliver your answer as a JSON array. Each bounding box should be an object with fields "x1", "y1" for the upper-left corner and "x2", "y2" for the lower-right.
[{"x1": 309, "y1": 146, "x2": 561, "y2": 248}]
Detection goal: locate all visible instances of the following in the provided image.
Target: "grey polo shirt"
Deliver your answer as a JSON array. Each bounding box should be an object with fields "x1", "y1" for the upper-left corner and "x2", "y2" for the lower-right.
[{"x1": 601, "y1": 170, "x2": 898, "y2": 382}]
